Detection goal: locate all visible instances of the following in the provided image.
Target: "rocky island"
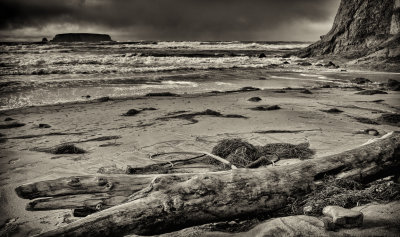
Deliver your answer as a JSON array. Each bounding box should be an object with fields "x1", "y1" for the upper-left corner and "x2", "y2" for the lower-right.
[{"x1": 51, "y1": 33, "x2": 113, "y2": 42}]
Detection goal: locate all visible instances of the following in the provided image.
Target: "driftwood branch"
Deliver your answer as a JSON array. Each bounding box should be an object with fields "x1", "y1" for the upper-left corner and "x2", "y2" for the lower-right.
[{"x1": 16, "y1": 132, "x2": 400, "y2": 237}]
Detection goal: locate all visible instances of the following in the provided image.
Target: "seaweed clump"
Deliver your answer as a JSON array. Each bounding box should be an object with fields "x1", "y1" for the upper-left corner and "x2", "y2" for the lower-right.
[
  {"x1": 209, "y1": 139, "x2": 314, "y2": 168},
  {"x1": 289, "y1": 177, "x2": 400, "y2": 216},
  {"x1": 248, "y1": 97, "x2": 262, "y2": 102},
  {"x1": 51, "y1": 144, "x2": 86, "y2": 154},
  {"x1": 377, "y1": 113, "x2": 400, "y2": 126},
  {"x1": 211, "y1": 139, "x2": 260, "y2": 167},
  {"x1": 250, "y1": 105, "x2": 281, "y2": 111},
  {"x1": 321, "y1": 108, "x2": 343, "y2": 114},
  {"x1": 145, "y1": 92, "x2": 179, "y2": 97},
  {"x1": 0, "y1": 122, "x2": 26, "y2": 129},
  {"x1": 257, "y1": 143, "x2": 314, "y2": 160},
  {"x1": 356, "y1": 90, "x2": 388, "y2": 95},
  {"x1": 123, "y1": 109, "x2": 141, "y2": 116},
  {"x1": 34, "y1": 143, "x2": 86, "y2": 154},
  {"x1": 159, "y1": 109, "x2": 246, "y2": 124}
]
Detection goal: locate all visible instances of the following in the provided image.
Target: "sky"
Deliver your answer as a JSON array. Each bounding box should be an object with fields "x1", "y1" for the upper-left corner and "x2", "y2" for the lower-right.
[{"x1": 0, "y1": 0, "x2": 341, "y2": 42}]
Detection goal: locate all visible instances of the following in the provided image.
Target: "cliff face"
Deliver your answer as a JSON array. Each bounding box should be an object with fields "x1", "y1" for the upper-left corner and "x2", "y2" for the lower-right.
[
  {"x1": 298, "y1": 0, "x2": 400, "y2": 59},
  {"x1": 52, "y1": 33, "x2": 112, "y2": 42}
]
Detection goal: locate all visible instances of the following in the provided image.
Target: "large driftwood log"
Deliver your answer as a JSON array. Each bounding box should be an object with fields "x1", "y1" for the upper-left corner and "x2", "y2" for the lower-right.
[{"x1": 17, "y1": 132, "x2": 400, "y2": 237}]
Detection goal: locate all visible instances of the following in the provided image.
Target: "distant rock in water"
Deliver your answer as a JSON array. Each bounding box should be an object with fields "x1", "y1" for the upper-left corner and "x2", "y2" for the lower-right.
[
  {"x1": 294, "y1": 0, "x2": 400, "y2": 70},
  {"x1": 51, "y1": 33, "x2": 113, "y2": 42},
  {"x1": 41, "y1": 38, "x2": 48, "y2": 42}
]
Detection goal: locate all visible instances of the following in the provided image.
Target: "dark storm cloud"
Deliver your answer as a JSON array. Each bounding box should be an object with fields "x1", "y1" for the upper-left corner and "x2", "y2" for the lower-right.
[{"x1": 0, "y1": 0, "x2": 340, "y2": 41}]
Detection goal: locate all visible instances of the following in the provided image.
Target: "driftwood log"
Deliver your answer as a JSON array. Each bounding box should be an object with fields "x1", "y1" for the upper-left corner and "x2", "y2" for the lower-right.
[{"x1": 15, "y1": 132, "x2": 400, "y2": 237}]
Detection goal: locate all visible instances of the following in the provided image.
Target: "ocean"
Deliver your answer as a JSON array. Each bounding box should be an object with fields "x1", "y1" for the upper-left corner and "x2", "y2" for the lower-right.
[{"x1": 0, "y1": 40, "x2": 341, "y2": 110}]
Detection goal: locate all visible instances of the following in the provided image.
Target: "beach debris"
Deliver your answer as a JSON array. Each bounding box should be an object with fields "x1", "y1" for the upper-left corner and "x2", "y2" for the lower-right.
[
  {"x1": 254, "y1": 129, "x2": 320, "y2": 134},
  {"x1": 354, "y1": 117, "x2": 379, "y2": 125},
  {"x1": 300, "y1": 89, "x2": 313, "y2": 94},
  {"x1": 351, "y1": 77, "x2": 371, "y2": 84},
  {"x1": 372, "y1": 99, "x2": 385, "y2": 103},
  {"x1": 99, "y1": 142, "x2": 122, "y2": 147},
  {"x1": 320, "y1": 84, "x2": 331, "y2": 88},
  {"x1": 4, "y1": 117, "x2": 14, "y2": 121},
  {"x1": 82, "y1": 95, "x2": 91, "y2": 99},
  {"x1": 377, "y1": 113, "x2": 400, "y2": 126},
  {"x1": 298, "y1": 62, "x2": 312, "y2": 66},
  {"x1": 258, "y1": 53, "x2": 266, "y2": 58},
  {"x1": 145, "y1": 92, "x2": 179, "y2": 97},
  {"x1": 321, "y1": 108, "x2": 343, "y2": 113},
  {"x1": 273, "y1": 90, "x2": 286, "y2": 93},
  {"x1": 322, "y1": 206, "x2": 363, "y2": 228},
  {"x1": 210, "y1": 139, "x2": 259, "y2": 167},
  {"x1": 0, "y1": 122, "x2": 25, "y2": 129},
  {"x1": 79, "y1": 136, "x2": 121, "y2": 143},
  {"x1": 387, "y1": 79, "x2": 400, "y2": 91},
  {"x1": 123, "y1": 107, "x2": 157, "y2": 117},
  {"x1": 38, "y1": 123, "x2": 51, "y2": 128},
  {"x1": 141, "y1": 107, "x2": 157, "y2": 111},
  {"x1": 34, "y1": 143, "x2": 86, "y2": 154},
  {"x1": 123, "y1": 109, "x2": 141, "y2": 116},
  {"x1": 258, "y1": 142, "x2": 314, "y2": 160},
  {"x1": 290, "y1": 177, "x2": 400, "y2": 217},
  {"x1": 315, "y1": 63, "x2": 323, "y2": 67},
  {"x1": 250, "y1": 105, "x2": 281, "y2": 111},
  {"x1": 52, "y1": 144, "x2": 86, "y2": 154},
  {"x1": 158, "y1": 109, "x2": 246, "y2": 124},
  {"x1": 208, "y1": 139, "x2": 314, "y2": 168},
  {"x1": 97, "y1": 96, "x2": 110, "y2": 102},
  {"x1": 356, "y1": 90, "x2": 388, "y2": 95},
  {"x1": 248, "y1": 97, "x2": 262, "y2": 102},
  {"x1": 283, "y1": 61, "x2": 290, "y2": 64},
  {"x1": 354, "y1": 128, "x2": 379, "y2": 136}
]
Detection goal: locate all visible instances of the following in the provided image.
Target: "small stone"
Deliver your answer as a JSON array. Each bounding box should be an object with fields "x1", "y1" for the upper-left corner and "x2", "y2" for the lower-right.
[
  {"x1": 39, "y1": 123, "x2": 51, "y2": 128},
  {"x1": 303, "y1": 206, "x2": 313, "y2": 214},
  {"x1": 323, "y1": 206, "x2": 363, "y2": 228},
  {"x1": 248, "y1": 97, "x2": 262, "y2": 102},
  {"x1": 259, "y1": 53, "x2": 266, "y2": 58},
  {"x1": 367, "y1": 129, "x2": 379, "y2": 136}
]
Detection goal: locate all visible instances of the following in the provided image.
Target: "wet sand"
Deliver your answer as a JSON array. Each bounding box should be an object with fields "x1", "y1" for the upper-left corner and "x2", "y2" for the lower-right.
[{"x1": 0, "y1": 70, "x2": 399, "y2": 236}]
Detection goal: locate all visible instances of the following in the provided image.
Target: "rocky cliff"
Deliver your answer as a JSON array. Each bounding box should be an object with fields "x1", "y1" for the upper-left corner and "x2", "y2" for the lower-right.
[
  {"x1": 297, "y1": 0, "x2": 400, "y2": 61},
  {"x1": 51, "y1": 33, "x2": 113, "y2": 42}
]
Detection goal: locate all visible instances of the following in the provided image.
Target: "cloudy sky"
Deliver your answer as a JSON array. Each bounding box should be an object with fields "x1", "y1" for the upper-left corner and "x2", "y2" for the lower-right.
[{"x1": 0, "y1": 0, "x2": 340, "y2": 42}]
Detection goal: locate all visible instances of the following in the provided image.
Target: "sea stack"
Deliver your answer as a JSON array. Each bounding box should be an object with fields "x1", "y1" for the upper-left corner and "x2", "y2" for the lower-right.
[
  {"x1": 296, "y1": 0, "x2": 400, "y2": 61},
  {"x1": 51, "y1": 33, "x2": 113, "y2": 42}
]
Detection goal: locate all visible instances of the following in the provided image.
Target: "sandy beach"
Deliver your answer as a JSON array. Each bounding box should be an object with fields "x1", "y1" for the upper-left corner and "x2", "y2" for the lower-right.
[{"x1": 0, "y1": 67, "x2": 399, "y2": 236}]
